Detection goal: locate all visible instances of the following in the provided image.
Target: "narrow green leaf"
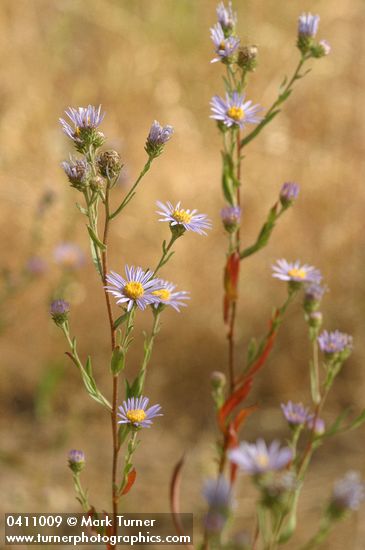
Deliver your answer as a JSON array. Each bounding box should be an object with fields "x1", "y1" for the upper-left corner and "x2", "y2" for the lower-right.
[
  {"x1": 113, "y1": 312, "x2": 129, "y2": 330},
  {"x1": 110, "y1": 346, "x2": 126, "y2": 374},
  {"x1": 87, "y1": 225, "x2": 106, "y2": 251}
]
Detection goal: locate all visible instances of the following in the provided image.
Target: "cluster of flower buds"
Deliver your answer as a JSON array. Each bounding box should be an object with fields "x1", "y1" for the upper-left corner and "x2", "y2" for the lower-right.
[{"x1": 297, "y1": 13, "x2": 331, "y2": 58}]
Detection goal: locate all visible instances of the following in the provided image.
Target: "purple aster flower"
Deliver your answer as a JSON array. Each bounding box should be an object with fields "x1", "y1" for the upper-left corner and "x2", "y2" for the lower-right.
[
  {"x1": 319, "y1": 39, "x2": 331, "y2": 56},
  {"x1": 59, "y1": 105, "x2": 105, "y2": 143},
  {"x1": 68, "y1": 449, "x2": 85, "y2": 473},
  {"x1": 26, "y1": 256, "x2": 47, "y2": 275},
  {"x1": 203, "y1": 476, "x2": 232, "y2": 535},
  {"x1": 145, "y1": 120, "x2": 174, "y2": 158},
  {"x1": 317, "y1": 330, "x2": 353, "y2": 355},
  {"x1": 228, "y1": 439, "x2": 292, "y2": 475},
  {"x1": 330, "y1": 472, "x2": 365, "y2": 513},
  {"x1": 50, "y1": 299, "x2": 70, "y2": 325},
  {"x1": 118, "y1": 396, "x2": 162, "y2": 428},
  {"x1": 61, "y1": 156, "x2": 89, "y2": 190},
  {"x1": 279, "y1": 182, "x2": 300, "y2": 208},
  {"x1": 210, "y1": 92, "x2": 263, "y2": 129},
  {"x1": 216, "y1": 1, "x2": 237, "y2": 33},
  {"x1": 156, "y1": 200, "x2": 212, "y2": 236},
  {"x1": 221, "y1": 206, "x2": 241, "y2": 233},
  {"x1": 54, "y1": 243, "x2": 85, "y2": 270},
  {"x1": 105, "y1": 266, "x2": 160, "y2": 311},
  {"x1": 281, "y1": 401, "x2": 311, "y2": 427},
  {"x1": 298, "y1": 13, "x2": 320, "y2": 38},
  {"x1": 203, "y1": 476, "x2": 231, "y2": 508},
  {"x1": 152, "y1": 279, "x2": 190, "y2": 312},
  {"x1": 210, "y1": 23, "x2": 240, "y2": 63},
  {"x1": 307, "y1": 416, "x2": 326, "y2": 435},
  {"x1": 272, "y1": 259, "x2": 322, "y2": 285}
]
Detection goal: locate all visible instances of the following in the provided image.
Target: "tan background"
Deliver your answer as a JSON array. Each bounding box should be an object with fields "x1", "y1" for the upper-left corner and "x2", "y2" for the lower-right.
[{"x1": 0, "y1": 1, "x2": 364, "y2": 548}]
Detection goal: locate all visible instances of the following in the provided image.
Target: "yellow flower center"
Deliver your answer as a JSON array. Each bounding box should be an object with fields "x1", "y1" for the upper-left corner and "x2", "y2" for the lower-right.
[
  {"x1": 172, "y1": 209, "x2": 192, "y2": 224},
  {"x1": 124, "y1": 281, "x2": 144, "y2": 300},
  {"x1": 256, "y1": 454, "x2": 269, "y2": 468},
  {"x1": 126, "y1": 409, "x2": 146, "y2": 423},
  {"x1": 219, "y1": 41, "x2": 227, "y2": 50},
  {"x1": 227, "y1": 106, "x2": 244, "y2": 121},
  {"x1": 288, "y1": 268, "x2": 307, "y2": 280},
  {"x1": 152, "y1": 289, "x2": 171, "y2": 301}
]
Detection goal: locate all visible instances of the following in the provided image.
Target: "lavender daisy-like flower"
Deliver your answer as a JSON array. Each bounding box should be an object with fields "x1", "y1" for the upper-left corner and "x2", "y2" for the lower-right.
[
  {"x1": 54, "y1": 243, "x2": 85, "y2": 270},
  {"x1": 221, "y1": 205, "x2": 241, "y2": 233},
  {"x1": 61, "y1": 156, "x2": 89, "y2": 190},
  {"x1": 210, "y1": 92, "x2": 263, "y2": 129},
  {"x1": 203, "y1": 476, "x2": 232, "y2": 534},
  {"x1": 118, "y1": 396, "x2": 162, "y2": 428},
  {"x1": 145, "y1": 120, "x2": 174, "y2": 158},
  {"x1": 216, "y1": 1, "x2": 237, "y2": 33},
  {"x1": 330, "y1": 472, "x2": 365, "y2": 513},
  {"x1": 307, "y1": 416, "x2": 326, "y2": 435},
  {"x1": 298, "y1": 13, "x2": 320, "y2": 38},
  {"x1": 152, "y1": 279, "x2": 190, "y2": 312},
  {"x1": 105, "y1": 266, "x2": 160, "y2": 311},
  {"x1": 59, "y1": 105, "x2": 105, "y2": 142},
  {"x1": 156, "y1": 201, "x2": 212, "y2": 236},
  {"x1": 281, "y1": 401, "x2": 311, "y2": 427},
  {"x1": 272, "y1": 259, "x2": 322, "y2": 285},
  {"x1": 203, "y1": 476, "x2": 232, "y2": 509},
  {"x1": 279, "y1": 182, "x2": 300, "y2": 208},
  {"x1": 317, "y1": 330, "x2": 353, "y2": 356},
  {"x1": 229, "y1": 439, "x2": 292, "y2": 475},
  {"x1": 210, "y1": 23, "x2": 240, "y2": 63}
]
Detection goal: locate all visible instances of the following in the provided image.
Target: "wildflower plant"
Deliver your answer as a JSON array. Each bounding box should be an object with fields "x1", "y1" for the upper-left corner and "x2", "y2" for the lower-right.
[
  {"x1": 167, "y1": 3, "x2": 365, "y2": 550},
  {"x1": 54, "y1": 104, "x2": 211, "y2": 536}
]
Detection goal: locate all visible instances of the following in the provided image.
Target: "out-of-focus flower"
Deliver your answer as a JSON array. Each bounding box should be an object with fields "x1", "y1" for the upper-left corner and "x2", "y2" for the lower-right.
[
  {"x1": 61, "y1": 157, "x2": 89, "y2": 191},
  {"x1": 216, "y1": 1, "x2": 237, "y2": 34},
  {"x1": 298, "y1": 13, "x2": 320, "y2": 38},
  {"x1": 307, "y1": 416, "x2": 326, "y2": 435},
  {"x1": 329, "y1": 472, "x2": 365, "y2": 517},
  {"x1": 272, "y1": 259, "x2": 322, "y2": 286},
  {"x1": 307, "y1": 311, "x2": 323, "y2": 330},
  {"x1": 105, "y1": 266, "x2": 160, "y2": 312},
  {"x1": 281, "y1": 401, "x2": 311, "y2": 427},
  {"x1": 229, "y1": 439, "x2": 292, "y2": 475},
  {"x1": 221, "y1": 206, "x2": 241, "y2": 233},
  {"x1": 50, "y1": 299, "x2": 70, "y2": 325},
  {"x1": 60, "y1": 105, "x2": 105, "y2": 149},
  {"x1": 68, "y1": 449, "x2": 85, "y2": 473},
  {"x1": 151, "y1": 279, "x2": 190, "y2": 312},
  {"x1": 317, "y1": 330, "x2": 353, "y2": 356},
  {"x1": 54, "y1": 243, "x2": 85, "y2": 270},
  {"x1": 318, "y1": 39, "x2": 331, "y2": 56},
  {"x1": 26, "y1": 256, "x2": 47, "y2": 276},
  {"x1": 203, "y1": 476, "x2": 232, "y2": 534},
  {"x1": 304, "y1": 283, "x2": 327, "y2": 312},
  {"x1": 145, "y1": 121, "x2": 173, "y2": 158},
  {"x1": 156, "y1": 201, "x2": 212, "y2": 236},
  {"x1": 210, "y1": 92, "x2": 262, "y2": 129},
  {"x1": 279, "y1": 182, "x2": 300, "y2": 208},
  {"x1": 210, "y1": 23, "x2": 240, "y2": 63},
  {"x1": 118, "y1": 396, "x2": 162, "y2": 428}
]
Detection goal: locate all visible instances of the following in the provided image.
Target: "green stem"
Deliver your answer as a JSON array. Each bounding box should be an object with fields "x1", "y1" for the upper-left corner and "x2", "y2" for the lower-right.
[
  {"x1": 240, "y1": 55, "x2": 308, "y2": 149},
  {"x1": 137, "y1": 313, "x2": 161, "y2": 394},
  {"x1": 119, "y1": 431, "x2": 138, "y2": 495},
  {"x1": 72, "y1": 472, "x2": 89, "y2": 512},
  {"x1": 109, "y1": 158, "x2": 153, "y2": 220},
  {"x1": 299, "y1": 520, "x2": 332, "y2": 550},
  {"x1": 153, "y1": 234, "x2": 178, "y2": 277}
]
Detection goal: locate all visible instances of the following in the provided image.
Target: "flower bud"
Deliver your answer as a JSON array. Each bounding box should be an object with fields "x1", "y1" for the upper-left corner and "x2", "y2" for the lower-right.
[
  {"x1": 89, "y1": 175, "x2": 104, "y2": 192},
  {"x1": 279, "y1": 182, "x2": 299, "y2": 208},
  {"x1": 50, "y1": 299, "x2": 70, "y2": 325},
  {"x1": 145, "y1": 121, "x2": 173, "y2": 158},
  {"x1": 68, "y1": 449, "x2": 85, "y2": 473},
  {"x1": 303, "y1": 283, "x2": 326, "y2": 313},
  {"x1": 97, "y1": 150, "x2": 122, "y2": 180},
  {"x1": 237, "y1": 45, "x2": 258, "y2": 72},
  {"x1": 211, "y1": 371, "x2": 226, "y2": 390},
  {"x1": 308, "y1": 311, "x2": 323, "y2": 330},
  {"x1": 221, "y1": 206, "x2": 241, "y2": 233},
  {"x1": 61, "y1": 158, "x2": 89, "y2": 191}
]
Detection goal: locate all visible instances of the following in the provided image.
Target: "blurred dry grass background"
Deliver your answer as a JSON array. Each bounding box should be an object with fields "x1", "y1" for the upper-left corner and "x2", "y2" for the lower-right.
[{"x1": 0, "y1": 0, "x2": 365, "y2": 548}]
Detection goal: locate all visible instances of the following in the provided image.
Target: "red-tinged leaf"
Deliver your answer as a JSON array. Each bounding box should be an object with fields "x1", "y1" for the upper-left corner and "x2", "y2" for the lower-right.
[
  {"x1": 232, "y1": 405, "x2": 257, "y2": 435},
  {"x1": 223, "y1": 295, "x2": 230, "y2": 324},
  {"x1": 218, "y1": 378, "x2": 253, "y2": 432},
  {"x1": 170, "y1": 455, "x2": 194, "y2": 550},
  {"x1": 121, "y1": 468, "x2": 137, "y2": 495},
  {"x1": 224, "y1": 252, "x2": 240, "y2": 299},
  {"x1": 230, "y1": 461, "x2": 239, "y2": 485}
]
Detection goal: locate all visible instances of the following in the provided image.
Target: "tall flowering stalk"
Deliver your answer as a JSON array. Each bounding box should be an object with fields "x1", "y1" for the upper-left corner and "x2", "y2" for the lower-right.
[
  {"x1": 168, "y1": 3, "x2": 365, "y2": 550},
  {"x1": 55, "y1": 105, "x2": 210, "y2": 545}
]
